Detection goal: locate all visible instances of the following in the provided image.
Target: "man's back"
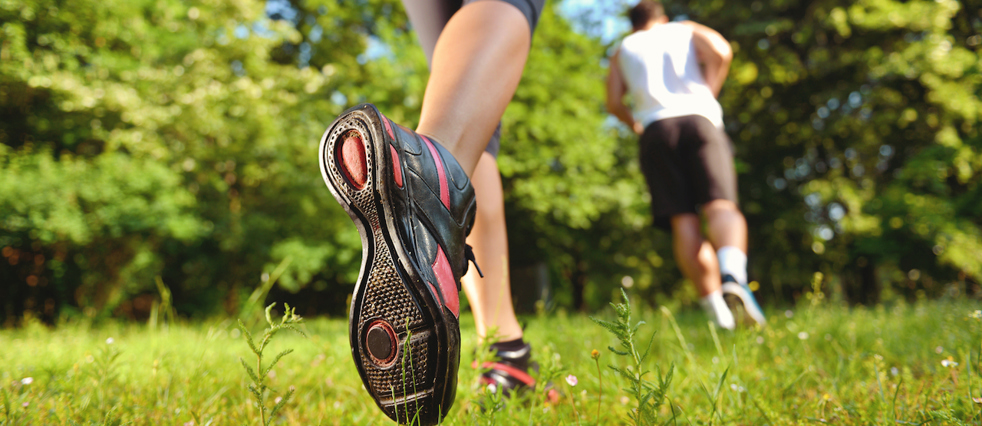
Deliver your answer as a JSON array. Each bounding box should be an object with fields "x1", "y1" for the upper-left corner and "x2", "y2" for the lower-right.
[{"x1": 618, "y1": 22, "x2": 723, "y2": 127}]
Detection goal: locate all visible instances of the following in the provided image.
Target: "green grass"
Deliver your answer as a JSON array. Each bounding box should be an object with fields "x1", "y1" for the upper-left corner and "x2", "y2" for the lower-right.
[{"x1": 1, "y1": 297, "x2": 980, "y2": 425}]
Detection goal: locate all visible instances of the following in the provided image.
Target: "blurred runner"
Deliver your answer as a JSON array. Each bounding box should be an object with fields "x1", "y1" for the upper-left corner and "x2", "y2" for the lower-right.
[
  {"x1": 605, "y1": 0, "x2": 766, "y2": 330},
  {"x1": 317, "y1": 0, "x2": 545, "y2": 424}
]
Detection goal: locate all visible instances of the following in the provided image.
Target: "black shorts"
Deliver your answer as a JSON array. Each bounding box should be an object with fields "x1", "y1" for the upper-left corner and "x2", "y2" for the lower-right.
[
  {"x1": 639, "y1": 115, "x2": 738, "y2": 230},
  {"x1": 403, "y1": 0, "x2": 545, "y2": 158},
  {"x1": 406, "y1": 0, "x2": 545, "y2": 35}
]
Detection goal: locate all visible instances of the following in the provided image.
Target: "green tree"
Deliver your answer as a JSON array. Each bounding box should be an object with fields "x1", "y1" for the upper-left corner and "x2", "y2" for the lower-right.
[
  {"x1": 547, "y1": 0, "x2": 982, "y2": 308},
  {"x1": 3, "y1": 0, "x2": 979, "y2": 321},
  {"x1": 0, "y1": 0, "x2": 387, "y2": 320},
  {"x1": 685, "y1": 0, "x2": 982, "y2": 303}
]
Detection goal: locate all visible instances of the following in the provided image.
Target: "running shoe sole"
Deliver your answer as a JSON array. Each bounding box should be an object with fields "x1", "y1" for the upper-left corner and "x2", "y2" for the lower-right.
[{"x1": 319, "y1": 105, "x2": 458, "y2": 425}]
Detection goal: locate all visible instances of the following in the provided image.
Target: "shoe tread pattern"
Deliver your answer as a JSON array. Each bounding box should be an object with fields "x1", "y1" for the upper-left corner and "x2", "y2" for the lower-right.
[{"x1": 321, "y1": 111, "x2": 443, "y2": 424}]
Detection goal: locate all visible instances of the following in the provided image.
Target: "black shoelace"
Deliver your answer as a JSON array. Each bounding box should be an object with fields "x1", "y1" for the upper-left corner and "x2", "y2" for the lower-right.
[{"x1": 461, "y1": 244, "x2": 484, "y2": 291}]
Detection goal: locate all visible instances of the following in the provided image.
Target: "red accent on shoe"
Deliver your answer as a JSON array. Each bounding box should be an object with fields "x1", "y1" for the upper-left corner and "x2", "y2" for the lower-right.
[
  {"x1": 480, "y1": 362, "x2": 536, "y2": 386},
  {"x1": 420, "y1": 136, "x2": 450, "y2": 210},
  {"x1": 431, "y1": 246, "x2": 459, "y2": 317},
  {"x1": 546, "y1": 388, "x2": 560, "y2": 404},
  {"x1": 365, "y1": 320, "x2": 398, "y2": 367},
  {"x1": 390, "y1": 145, "x2": 403, "y2": 188},
  {"x1": 382, "y1": 117, "x2": 395, "y2": 139},
  {"x1": 339, "y1": 132, "x2": 367, "y2": 190},
  {"x1": 480, "y1": 376, "x2": 496, "y2": 386}
]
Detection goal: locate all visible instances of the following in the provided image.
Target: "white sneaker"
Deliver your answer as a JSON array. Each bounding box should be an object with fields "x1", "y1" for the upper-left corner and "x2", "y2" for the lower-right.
[
  {"x1": 721, "y1": 276, "x2": 767, "y2": 326},
  {"x1": 700, "y1": 290, "x2": 735, "y2": 330}
]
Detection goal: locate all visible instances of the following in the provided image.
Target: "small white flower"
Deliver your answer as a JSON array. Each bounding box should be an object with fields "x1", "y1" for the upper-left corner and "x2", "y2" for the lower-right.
[
  {"x1": 22, "y1": 402, "x2": 28, "y2": 408},
  {"x1": 890, "y1": 367, "x2": 899, "y2": 376},
  {"x1": 798, "y1": 331, "x2": 810, "y2": 340},
  {"x1": 935, "y1": 346, "x2": 944, "y2": 354},
  {"x1": 756, "y1": 336, "x2": 765, "y2": 345},
  {"x1": 729, "y1": 383, "x2": 745, "y2": 393},
  {"x1": 971, "y1": 310, "x2": 982, "y2": 319},
  {"x1": 620, "y1": 396, "x2": 630, "y2": 405},
  {"x1": 21, "y1": 377, "x2": 33, "y2": 385},
  {"x1": 784, "y1": 310, "x2": 794, "y2": 318},
  {"x1": 274, "y1": 397, "x2": 283, "y2": 404},
  {"x1": 106, "y1": 337, "x2": 114, "y2": 345},
  {"x1": 565, "y1": 375, "x2": 578, "y2": 387},
  {"x1": 941, "y1": 358, "x2": 958, "y2": 368}
]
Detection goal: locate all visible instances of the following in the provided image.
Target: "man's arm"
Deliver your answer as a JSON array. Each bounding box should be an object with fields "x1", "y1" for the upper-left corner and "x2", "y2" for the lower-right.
[
  {"x1": 606, "y1": 50, "x2": 644, "y2": 135},
  {"x1": 683, "y1": 21, "x2": 732, "y2": 97}
]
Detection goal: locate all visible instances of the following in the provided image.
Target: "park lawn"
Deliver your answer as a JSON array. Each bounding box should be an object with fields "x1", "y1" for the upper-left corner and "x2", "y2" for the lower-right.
[{"x1": 1, "y1": 298, "x2": 980, "y2": 425}]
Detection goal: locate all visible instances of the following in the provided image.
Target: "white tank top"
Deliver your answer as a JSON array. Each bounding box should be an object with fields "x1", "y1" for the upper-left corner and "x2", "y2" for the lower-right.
[{"x1": 617, "y1": 23, "x2": 724, "y2": 128}]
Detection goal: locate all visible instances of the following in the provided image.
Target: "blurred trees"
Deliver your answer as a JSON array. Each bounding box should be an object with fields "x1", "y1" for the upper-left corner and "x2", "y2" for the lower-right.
[
  {"x1": 0, "y1": 0, "x2": 378, "y2": 321},
  {"x1": 683, "y1": 0, "x2": 982, "y2": 305},
  {"x1": 1, "y1": 0, "x2": 979, "y2": 323},
  {"x1": 528, "y1": 0, "x2": 982, "y2": 310}
]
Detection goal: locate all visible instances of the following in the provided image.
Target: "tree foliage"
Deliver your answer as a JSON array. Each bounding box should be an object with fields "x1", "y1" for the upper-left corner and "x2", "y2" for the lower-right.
[
  {"x1": 1, "y1": 0, "x2": 979, "y2": 321},
  {"x1": 556, "y1": 0, "x2": 982, "y2": 308},
  {"x1": 695, "y1": 0, "x2": 982, "y2": 303},
  {"x1": 0, "y1": 0, "x2": 378, "y2": 320}
]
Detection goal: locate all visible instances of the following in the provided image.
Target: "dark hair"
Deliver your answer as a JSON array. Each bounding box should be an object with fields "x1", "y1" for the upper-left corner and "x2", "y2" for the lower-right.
[{"x1": 629, "y1": 0, "x2": 666, "y2": 30}]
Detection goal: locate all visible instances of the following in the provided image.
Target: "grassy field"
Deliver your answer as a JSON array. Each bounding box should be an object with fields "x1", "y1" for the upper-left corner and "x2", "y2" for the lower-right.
[{"x1": 1, "y1": 296, "x2": 980, "y2": 425}]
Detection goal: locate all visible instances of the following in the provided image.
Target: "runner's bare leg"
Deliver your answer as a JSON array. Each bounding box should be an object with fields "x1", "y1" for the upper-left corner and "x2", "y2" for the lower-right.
[
  {"x1": 671, "y1": 214, "x2": 722, "y2": 296},
  {"x1": 703, "y1": 199, "x2": 748, "y2": 252},
  {"x1": 415, "y1": 1, "x2": 531, "y2": 175},
  {"x1": 461, "y1": 152, "x2": 524, "y2": 342}
]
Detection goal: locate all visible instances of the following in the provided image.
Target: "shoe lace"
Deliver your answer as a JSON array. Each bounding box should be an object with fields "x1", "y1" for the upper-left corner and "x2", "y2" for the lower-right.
[{"x1": 462, "y1": 244, "x2": 484, "y2": 289}]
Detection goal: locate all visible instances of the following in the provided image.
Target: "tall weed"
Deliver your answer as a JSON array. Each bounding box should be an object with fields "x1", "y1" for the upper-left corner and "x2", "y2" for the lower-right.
[
  {"x1": 237, "y1": 303, "x2": 306, "y2": 426},
  {"x1": 591, "y1": 290, "x2": 673, "y2": 426}
]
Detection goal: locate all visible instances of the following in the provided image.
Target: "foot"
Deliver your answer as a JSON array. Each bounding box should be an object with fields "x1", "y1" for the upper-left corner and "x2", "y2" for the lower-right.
[
  {"x1": 699, "y1": 290, "x2": 735, "y2": 330},
  {"x1": 319, "y1": 103, "x2": 477, "y2": 425},
  {"x1": 479, "y1": 342, "x2": 534, "y2": 396},
  {"x1": 721, "y1": 275, "x2": 767, "y2": 327},
  {"x1": 477, "y1": 342, "x2": 560, "y2": 403}
]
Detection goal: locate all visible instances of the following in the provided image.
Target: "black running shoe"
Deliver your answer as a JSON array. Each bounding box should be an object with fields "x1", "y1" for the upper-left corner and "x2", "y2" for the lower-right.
[
  {"x1": 479, "y1": 342, "x2": 534, "y2": 396},
  {"x1": 477, "y1": 342, "x2": 560, "y2": 403},
  {"x1": 319, "y1": 103, "x2": 477, "y2": 425},
  {"x1": 721, "y1": 275, "x2": 767, "y2": 327}
]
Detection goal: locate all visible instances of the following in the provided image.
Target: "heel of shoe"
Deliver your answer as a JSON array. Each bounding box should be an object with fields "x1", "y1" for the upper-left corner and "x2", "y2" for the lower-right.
[{"x1": 319, "y1": 104, "x2": 386, "y2": 200}]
